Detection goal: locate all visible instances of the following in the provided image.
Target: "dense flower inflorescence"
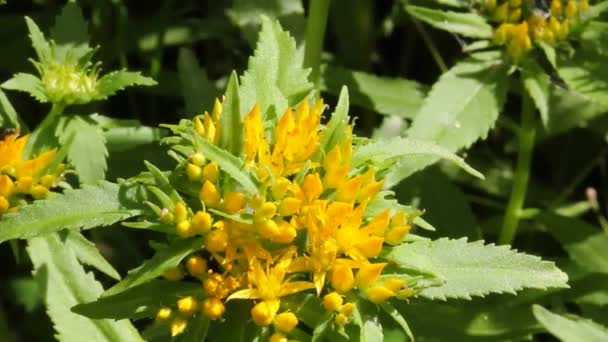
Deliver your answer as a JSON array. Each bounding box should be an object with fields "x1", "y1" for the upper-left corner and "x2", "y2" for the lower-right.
[
  {"x1": 480, "y1": 0, "x2": 590, "y2": 60},
  {"x1": 151, "y1": 98, "x2": 418, "y2": 337},
  {"x1": 0, "y1": 130, "x2": 64, "y2": 216}
]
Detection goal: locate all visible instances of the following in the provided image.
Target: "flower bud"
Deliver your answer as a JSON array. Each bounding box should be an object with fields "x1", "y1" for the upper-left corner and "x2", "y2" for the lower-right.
[
  {"x1": 186, "y1": 163, "x2": 202, "y2": 181},
  {"x1": 200, "y1": 181, "x2": 221, "y2": 208},
  {"x1": 278, "y1": 197, "x2": 301, "y2": 216},
  {"x1": 323, "y1": 292, "x2": 343, "y2": 311},
  {"x1": 365, "y1": 286, "x2": 395, "y2": 304},
  {"x1": 186, "y1": 255, "x2": 207, "y2": 276},
  {"x1": 205, "y1": 229, "x2": 228, "y2": 252},
  {"x1": 251, "y1": 301, "x2": 278, "y2": 326},
  {"x1": 274, "y1": 312, "x2": 298, "y2": 332},
  {"x1": 155, "y1": 307, "x2": 172, "y2": 320},
  {"x1": 202, "y1": 297, "x2": 225, "y2": 319},
  {"x1": 177, "y1": 296, "x2": 198, "y2": 315},
  {"x1": 202, "y1": 162, "x2": 219, "y2": 183},
  {"x1": 170, "y1": 318, "x2": 187, "y2": 337},
  {"x1": 191, "y1": 211, "x2": 213, "y2": 234},
  {"x1": 224, "y1": 191, "x2": 246, "y2": 214},
  {"x1": 331, "y1": 264, "x2": 355, "y2": 293},
  {"x1": 190, "y1": 152, "x2": 205, "y2": 166},
  {"x1": 176, "y1": 220, "x2": 192, "y2": 237}
]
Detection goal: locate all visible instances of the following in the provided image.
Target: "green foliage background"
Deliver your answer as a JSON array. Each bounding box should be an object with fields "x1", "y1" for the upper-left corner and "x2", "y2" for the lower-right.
[{"x1": 0, "y1": 0, "x2": 607, "y2": 341}]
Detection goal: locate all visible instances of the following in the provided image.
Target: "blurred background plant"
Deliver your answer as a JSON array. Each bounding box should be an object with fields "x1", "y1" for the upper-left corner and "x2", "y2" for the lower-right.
[{"x1": 0, "y1": 0, "x2": 607, "y2": 341}]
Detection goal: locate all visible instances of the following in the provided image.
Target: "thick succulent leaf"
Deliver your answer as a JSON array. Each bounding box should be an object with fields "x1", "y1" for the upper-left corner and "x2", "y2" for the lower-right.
[
  {"x1": 104, "y1": 237, "x2": 203, "y2": 296},
  {"x1": 28, "y1": 233, "x2": 142, "y2": 342},
  {"x1": 537, "y1": 213, "x2": 608, "y2": 274},
  {"x1": 388, "y1": 52, "x2": 508, "y2": 187},
  {"x1": 73, "y1": 280, "x2": 203, "y2": 320},
  {"x1": 51, "y1": 2, "x2": 91, "y2": 62},
  {"x1": 219, "y1": 72, "x2": 243, "y2": 156},
  {"x1": 58, "y1": 115, "x2": 108, "y2": 184},
  {"x1": 533, "y1": 305, "x2": 608, "y2": 342},
  {"x1": 177, "y1": 48, "x2": 217, "y2": 116},
  {"x1": 0, "y1": 181, "x2": 141, "y2": 243},
  {"x1": 406, "y1": 5, "x2": 493, "y2": 38},
  {"x1": 385, "y1": 238, "x2": 569, "y2": 300},
  {"x1": 96, "y1": 70, "x2": 157, "y2": 100},
  {"x1": 239, "y1": 18, "x2": 312, "y2": 118},
  {"x1": 1, "y1": 73, "x2": 48, "y2": 102},
  {"x1": 353, "y1": 137, "x2": 484, "y2": 181},
  {"x1": 320, "y1": 65, "x2": 428, "y2": 119}
]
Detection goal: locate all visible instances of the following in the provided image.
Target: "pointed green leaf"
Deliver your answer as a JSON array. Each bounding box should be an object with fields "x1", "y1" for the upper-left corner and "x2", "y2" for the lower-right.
[
  {"x1": 0, "y1": 181, "x2": 141, "y2": 243},
  {"x1": 51, "y1": 1, "x2": 91, "y2": 62},
  {"x1": 64, "y1": 231, "x2": 121, "y2": 280},
  {"x1": 353, "y1": 137, "x2": 484, "y2": 180},
  {"x1": 24, "y1": 16, "x2": 51, "y2": 64},
  {"x1": 320, "y1": 86, "x2": 349, "y2": 153},
  {"x1": 0, "y1": 88, "x2": 21, "y2": 128},
  {"x1": 406, "y1": 5, "x2": 493, "y2": 38},
  {"x1": 1, "y1": 73, "x2": 47, "y2": 103},
  {"x1": 73, "y1": 280, "x2": 203, "y2": 320},
  {"x1": 195, "y1": 136, "x2": 259, "y2": 194},
  {"x1": 177, "y1": 48, "x2": 217, "y2": 116},
  {"x1": 58, "y1": 115, "x2": 108, "y2": 184},
  {"x1": 522, "y1": 59, "x2": 551, "y2": 126},
  {"x1": 240, "y1": 18, "x2": 312, "y2": 118},
  {"x1": 533, "y1": 305, "x2": 608, "y2": 342},
  {"x1": 220, "y1": 71, "x2": 243, "y2": 156},
  {"x1": 105, "y1": 237, "x2": 203, "y2": 296},
  {"x1": 389, "y1": 52, "x2": 508, "y2": 187},
  {"x1": 175, "y1": 314, "x2": 210, "y2": 342},
  {"x1": 320, "y1": 65, "x2": 428, "y2": 119},
  {"x1": 96, "y1": 70, "x2": 157, "y2": 100},
  {"x1": 557, "y1": 47, "x2": 608, "y2": 109},
  {"x1": 385, "y1": 238, "x2": 569, "y2": 300},
  {"x1": 28, "y1": 233, "x2": 143, "y2": 342},
  {"x1": 379, "y1": 302, "x2": 414, "y2": 341}
]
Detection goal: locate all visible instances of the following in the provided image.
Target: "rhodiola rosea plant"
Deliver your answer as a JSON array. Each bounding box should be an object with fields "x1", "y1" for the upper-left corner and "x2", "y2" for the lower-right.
[{"x1": 0, "y1": 2, "x2": 573, "y2": 341}]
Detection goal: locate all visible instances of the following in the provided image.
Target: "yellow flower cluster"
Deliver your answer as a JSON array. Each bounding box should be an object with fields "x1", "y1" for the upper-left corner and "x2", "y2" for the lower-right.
[
  {"x1": 153, "y1": 98, "x2": 417, "y2": 337},
  {"x1": 481, "y1": 0, "x2": 590, "y2": 60},
  {"x1": 0, "y1": 130, "x2": 63, "y2": 216}
]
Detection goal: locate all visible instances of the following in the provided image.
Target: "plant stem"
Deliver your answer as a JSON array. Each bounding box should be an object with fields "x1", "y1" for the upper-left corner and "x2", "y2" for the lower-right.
[
  {"x1": 499, "y1": 92, "x2": 536, "y2": 245},
  {"x1": 304, "y1": 0, "x2": 331, "y2": 86},
  {"x1": 412, "y1": 19, "x2": 447, "y2": 73}
]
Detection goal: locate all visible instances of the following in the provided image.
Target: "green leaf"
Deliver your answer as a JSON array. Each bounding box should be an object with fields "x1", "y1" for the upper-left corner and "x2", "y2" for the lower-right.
[
  {"x1": 390, "y1": 52, "x2": 508, "y2": 187},
  {"x1": 73, "y1": 280, "x2": 203, "y2": 320},
  {"x1": 586, "y1": 1, "x2": 608, "y2": 20},
  {"x1": 51, "y1": 1, "x2": 91, "y2": 62},
  {"x1": 63, "y1": 230, "x2": 121, "y2": 280},
  {"x1": 0, "y1": 181, "x2": 141, "y2": 243},
  {"x1": 533, "y1": 305, "x2": 608, "y2": 342},
  {"x1": 320, "y1": 85, "x2": 349, "y2": 153},
  {"x1": 58, "y1": 115, "x2": 108, "y2": 184},
  {"x1": 379, "y1": 302, "x2": 413, "y2": 341},
  {"x1": 320, "y1": 65, "x2": 428, "y2": 119},
  {"x1": 537, "y1": 213, "x2": 608, "y2": 274},
  {"x1": 177, "y1": 48, "x2": 217, "y2": 116},
  {"x1": 406, "y1": 5, "x2": 493, "y2": 38},
  {"x1": 239, "y1": 18, "x2": 312, "y2": 119},
  {"x1": 580, "y1": 21, "x2": 608, "y2": 57},
  {"x1": 1, "y1": 73, "x2": 47, "y2": 102},
  {"x1": 96, "y1": 70, "x2": 157, "y2": 100},
  {"x1": 545, "y1": 85, "x2": 607, "y2": 135},
  {"x1": 195, "y1": 136, "x2": 259, "y2": 194},
  {"x1": 228, "y1": 0, "x2": 304, "y2": 28},
  {"x1": 27, "y1": 233, "x2": 142, "y2": 342},
  {"x1": 24, "y1": 16, "x2": 51, "y2": 64},
  {"x1": 557, "y1": 46, "x2": 608, "y2": 109},
  {"x1": 105, "y1": 237, "x2": 203, "y2": 296},
  {"x1": 0, "y1": 88, "x2": 21, "y2": 128},
  {"x1": 104, "y1": 125, "x2": 164, "y2": 152},
  {"x1": 522, "y1": 59, "x2": 551, "y2": 126},
  {"x1": 385, "y1": 238, "x2": 569, "y2": 300},
  {"x1": 353, "y1": 137, "x2": 484, "y2": 180},
  {"x1": 175, "y1": 314, "x2": 210, "y2": 342},
  {"x1": 219, "y1": 71, "x2": 243, "y2": 156}
]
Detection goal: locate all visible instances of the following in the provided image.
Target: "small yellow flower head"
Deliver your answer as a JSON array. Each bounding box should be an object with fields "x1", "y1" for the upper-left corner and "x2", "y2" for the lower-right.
[
  {"x1": 186, "y1": 163, "x2": 202, "y2": 181},
  {"x1": 191, "y1": 210, "x2": 213, "y2": 234},
  {"x1": 170, "y1": 318, "x2": 188, "y2": 337},
  {"x1": 162, "y1": 267, "x2": 184, "y2": 281},
  {"x1": 200, "y1": 180, "x2": 221, "y2": 208},
  {"x1": 177, "y1": 296, "x2": 198, "y2": 315},
  {"x1": 335, "y1": 313, "x2": 349, "y2": 326},
  {"x1": 301, "y1": 173, "x2": 323, "y2": 203},
  {"x1": 251, "y1": 301, "x2": 279, "y2": 326},
  {"x1": 269, "y1": 332, "x2": 288, "y2": 342},
  {"x1": 274, "y1": 312, "x2": 298, "y2": 333},
  {"x1": 186, "y1": 255, "x2": 207, "y2": 276},
  {"x1": 204, "y1": 275, "x2": 221, "y2": 296},
  {"x1": 323, "y1": 292, "x2": 343, "y2": 311},
  {"x1": 202, "y1": 297, "x2": 225, "y2": 320},
  {"x1": 224, "y1": 191, "x2": 246, "y2": 214},
  {"x1": 340, "y1": 302, "x2": 355, "y2": 317},
  {"x1": 176, "y1": 220, "x2": 192, "y2": 237},
  {"x1": 174, "y1": 202, "x2": 189, "y2": 222},
  {"x1": 155, "y1": 307, "x2": 172, "y2": 320},
  {"x1": 278, "y1": 197, "x2": 301, "y2": 216},
  {"x1": 330, "y1": 264, "x2": 355, "y2": 293},
  {"x1": 205, "y1": 229, "x2": 228, "y2": 252},
  {"x1": 355, "y1": 263, "x2": 386, "y2": 289},
  {"x1": 203, "y1": 162, "x2": 219, "y2": 183}
]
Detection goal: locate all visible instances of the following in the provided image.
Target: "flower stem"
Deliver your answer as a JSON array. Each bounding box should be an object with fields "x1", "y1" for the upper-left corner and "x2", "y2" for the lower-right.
[
  {"x1": 304, "y1": 0, "x2": 331, "y2": 86},
  {"x1": 499, "y1": 91, "x2": 536, "y2": 245}
]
